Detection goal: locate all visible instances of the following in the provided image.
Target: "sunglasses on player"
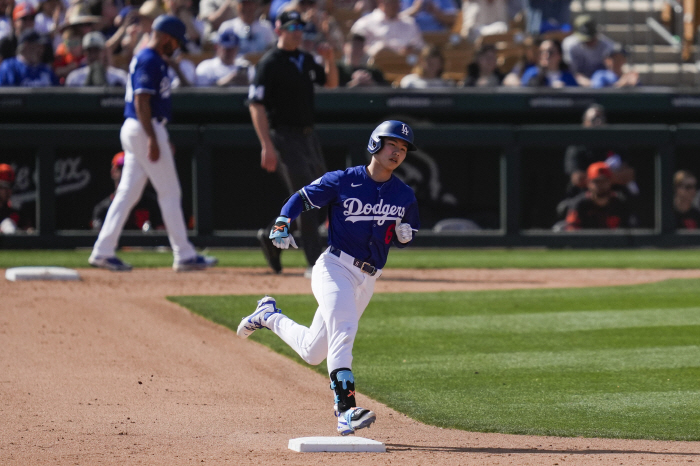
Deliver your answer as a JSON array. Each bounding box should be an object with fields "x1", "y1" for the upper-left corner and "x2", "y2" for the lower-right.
[{"x1": 282, "y1": 23, "x2": 305, "y2": 31}]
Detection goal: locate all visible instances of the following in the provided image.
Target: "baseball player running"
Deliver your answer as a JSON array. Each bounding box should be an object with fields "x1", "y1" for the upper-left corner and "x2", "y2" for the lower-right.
[
  {"x1": 237, "y1": 121, "x2": 420, "y2": 435},
  {"x1": 89, "y1": 15, "x2": 217, "y2": 272}
]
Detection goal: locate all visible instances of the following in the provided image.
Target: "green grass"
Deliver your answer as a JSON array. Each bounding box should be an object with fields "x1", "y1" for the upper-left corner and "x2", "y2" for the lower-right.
[
  {"x1": 170, "y1": 278, "x2": 700, "y2": 441},
  {"x1": 3, "y1": 247, "x2": 700, "y2": 269}
]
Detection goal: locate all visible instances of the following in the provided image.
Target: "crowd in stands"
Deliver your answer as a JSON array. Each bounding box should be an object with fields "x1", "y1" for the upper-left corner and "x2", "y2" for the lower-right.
[{"x1": 0, "y1": 0, "x2": 649, "y2": 88}]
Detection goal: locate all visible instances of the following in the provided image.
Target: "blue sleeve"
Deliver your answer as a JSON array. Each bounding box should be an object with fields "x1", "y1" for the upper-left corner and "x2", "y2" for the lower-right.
[
  {"x1": 269, "y1": 0, "x2": 288, "y2": 21},
  {"x1": 0, "y1": 61, "x2": 15, "y2": 85},
  {"x1": 436, "y1": 0, "x2": 457, "y2": 13},
  {"x1": 280, "y1": 192, "x2": 304, "y2": 220},
  {"x1": 590, "y1": 70, "x2": 613, "y2": 88},
  {"x1": 520, "y1": 66, "x2": 537, "y2": 86},
  {"x1": 132, "y1": 56, "x2": 158, "y2": 94},
  {"x1": 393, "y1": 199, "x2": 420, "y2": 249},
  {"x1": 298, "y1": 170, "x2": 342, "y2": 210}
]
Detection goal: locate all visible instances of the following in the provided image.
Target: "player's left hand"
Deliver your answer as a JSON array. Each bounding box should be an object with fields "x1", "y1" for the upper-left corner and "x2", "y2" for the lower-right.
[
  {"x1": 395, "y1": 222, "x2": 414, "y2": 243},
  {"x1": 269, "y1": 216, "x2": 298, "y2": 249},
  {"x1": 147, "y1": 136, "x2": 160, "y2": 162}
]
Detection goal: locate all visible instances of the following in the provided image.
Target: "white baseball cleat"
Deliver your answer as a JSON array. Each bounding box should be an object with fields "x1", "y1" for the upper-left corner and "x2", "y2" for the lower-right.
[
  {"x1": 237, "y1": 296, "x2": 281, "y2": 339},
  {"x1": 337, "y1": 407, "x2": 376, "y2": 436},
  {"x1": 88, "y1": 255, "x2": 133, "y2": 272}
]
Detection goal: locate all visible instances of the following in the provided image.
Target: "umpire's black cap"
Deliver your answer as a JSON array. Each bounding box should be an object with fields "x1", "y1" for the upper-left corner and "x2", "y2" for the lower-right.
[{"x1": 278, "y1": 11, "x2": 306, "y2": 28}]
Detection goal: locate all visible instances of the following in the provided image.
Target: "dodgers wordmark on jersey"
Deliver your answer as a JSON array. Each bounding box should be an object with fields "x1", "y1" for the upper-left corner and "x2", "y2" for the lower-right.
[
  {"x1": 286, "y1": 165, "x2": 419, "y2": 269},
  {"x1": 124, "y1": 48, "x2": 172, "y2": 121}
]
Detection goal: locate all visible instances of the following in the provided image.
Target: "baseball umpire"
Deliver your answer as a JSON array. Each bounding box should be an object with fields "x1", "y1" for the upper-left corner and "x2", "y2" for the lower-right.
[
  {"x1": 248, "y1": 10, "x2": 338, "y2": 276},
  {"x1": 89, "y1": 15, "x2": 217, "y2": 272},
  {"x1": 237, "y1": 121, "x2": 420, "y2": 435}
]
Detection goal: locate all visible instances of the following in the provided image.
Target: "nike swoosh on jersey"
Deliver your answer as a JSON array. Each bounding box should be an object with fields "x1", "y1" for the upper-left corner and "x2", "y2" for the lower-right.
[{"x1": 351, "y1": 183, "x2": 362, "y2": 187}]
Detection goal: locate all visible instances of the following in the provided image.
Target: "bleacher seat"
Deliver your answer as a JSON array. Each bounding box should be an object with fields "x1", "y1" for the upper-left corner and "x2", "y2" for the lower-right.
[
  {"x1": 368, "y1": 48, "x2": 415, "y2": 83},
  {"x1": 442, "y1": 39, "x2": 474, "y2": 82},
  {"x1": 422, "y1": 31, "x2": 452, "y2": 47}
]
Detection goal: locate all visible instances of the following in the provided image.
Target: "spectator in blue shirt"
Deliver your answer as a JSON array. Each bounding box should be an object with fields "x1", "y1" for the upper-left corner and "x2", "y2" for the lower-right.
[
  {"x1": 521, "y1": 38, "x2": 577, "y2": 87},
  {"x1": 590, "y1": 44, "x2": 639, "y2": 88},
  {"x1": 401, "y1": 0, "x2": 459, "y2": 32},
  {"x1": 0, "y1": 29, "x2": 59, "y2": 86}
]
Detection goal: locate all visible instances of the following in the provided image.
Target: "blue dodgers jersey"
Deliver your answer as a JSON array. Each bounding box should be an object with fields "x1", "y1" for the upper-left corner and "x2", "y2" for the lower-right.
[
  {"x1": 124, "y1": 48, "x2": 172, "y2": 121},
  {"x1": 0, "y1": 58, "x2": 58, "y2": 86},
  {"x1": 300, "y1": 165, "x2": 420, "y2": 269}
]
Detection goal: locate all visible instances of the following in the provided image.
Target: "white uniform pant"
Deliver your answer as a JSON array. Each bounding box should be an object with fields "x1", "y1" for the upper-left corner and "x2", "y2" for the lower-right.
[
  {"x1": 92, "y1": 118, "x2": 196, "y2": 263},
  {"x1": 268, "y1": 248, "x2": 381, "y2": 374}
]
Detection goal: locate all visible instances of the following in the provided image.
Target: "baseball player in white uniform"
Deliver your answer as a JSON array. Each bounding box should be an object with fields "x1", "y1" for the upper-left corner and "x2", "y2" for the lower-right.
[
  {"x1": 237, "y1": 120, "x2": 420, "y2": 435},
  {"x1": 89, "y1": 15, "x2": 217, "y2": 272}
]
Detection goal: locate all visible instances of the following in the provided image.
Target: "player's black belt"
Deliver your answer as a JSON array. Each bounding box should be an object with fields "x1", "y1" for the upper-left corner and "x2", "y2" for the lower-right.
[{"x1": 329, "y1": 246, "x2": 377, "y2": 276}]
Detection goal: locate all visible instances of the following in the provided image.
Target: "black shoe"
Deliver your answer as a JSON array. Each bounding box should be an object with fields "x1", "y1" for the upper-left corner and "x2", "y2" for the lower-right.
[{"x1": 257, "y1": 228, "x2": 282, "y2": 273}]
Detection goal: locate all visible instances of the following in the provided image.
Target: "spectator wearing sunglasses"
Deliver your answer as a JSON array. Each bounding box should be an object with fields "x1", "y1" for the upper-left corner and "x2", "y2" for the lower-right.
[
  {"x1": 248, "y1": 9, "x2": 338, "y2": 276},
  {"x1": 674, "y1": 170, "x2": 700, "y2": 230}
]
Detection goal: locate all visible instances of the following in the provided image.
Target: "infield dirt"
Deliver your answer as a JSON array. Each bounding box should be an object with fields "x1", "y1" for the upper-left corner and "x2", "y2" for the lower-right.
[{"x1": 2, "y1": 267, "x2": 700, "y2": 465}]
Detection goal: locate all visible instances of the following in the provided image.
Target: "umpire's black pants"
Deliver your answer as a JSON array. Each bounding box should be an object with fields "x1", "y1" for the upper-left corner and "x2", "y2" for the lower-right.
[{"x1": 271, "y1": 126, "x2": 327, "y2": 267}]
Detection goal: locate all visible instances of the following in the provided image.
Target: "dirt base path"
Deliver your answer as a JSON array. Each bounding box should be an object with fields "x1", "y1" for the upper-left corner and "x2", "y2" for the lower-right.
[{"x1": 2, "y1": 267, "x2": 700, "y2": 465}]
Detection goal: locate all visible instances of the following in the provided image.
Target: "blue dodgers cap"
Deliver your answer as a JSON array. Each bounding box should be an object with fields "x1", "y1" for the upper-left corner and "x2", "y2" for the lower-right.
[
  {"x1": 18, "y1": 29, "x2": 41, "y2": 45},
  {"x1": 152, "y1": 14, "x2": 186, "y2": 45},
  {"x1": 216, "y1": 26, "x2": 239, "y2": 48}
]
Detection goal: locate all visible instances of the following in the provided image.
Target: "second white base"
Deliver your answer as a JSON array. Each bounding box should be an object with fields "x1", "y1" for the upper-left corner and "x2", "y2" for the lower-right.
[{"x1": 288, "y1": 436, "x2": 386, "y2": 453}]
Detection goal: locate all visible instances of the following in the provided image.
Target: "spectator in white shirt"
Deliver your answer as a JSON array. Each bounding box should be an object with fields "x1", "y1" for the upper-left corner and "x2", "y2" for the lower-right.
[
  {"x1": 65, "y1": 31, "x2": 128, "y2": 86},
  {"x1": 461, "y1": 0, "x2": 509, "y2": 42},
  {"x1": 350, "y1": 0, "x2": 425, "y2": 56},
  {"x1": 195, "y1": 24, "x2": 253, "y2": 86},
  {"x1": 219, "y1": 0, "x2": 276, "y2": 57}
]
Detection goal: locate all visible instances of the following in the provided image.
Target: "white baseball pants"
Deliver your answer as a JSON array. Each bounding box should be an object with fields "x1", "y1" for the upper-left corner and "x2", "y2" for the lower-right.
[
  {"x1": 267, "y1": 247, "x2": 381, "y2": 374},
  {"x1": 91, "y1": 117, "x2": 197, "y2": 263}
]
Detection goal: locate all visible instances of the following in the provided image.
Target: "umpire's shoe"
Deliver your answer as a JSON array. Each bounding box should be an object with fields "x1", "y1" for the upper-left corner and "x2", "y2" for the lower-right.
[
  {"x1": 237, "y1": 296, "x2": 281, "y2": 338},
  {"x1": 337, "y1": 407, "x2": 376, "y2": 436},
  {"x1": 173, "y1": 254, "x2": 218, "y2": 272},
  {"x1": 257, "y1": 228, "x2": 282, "y2": 274},
  {"x1": 89, "y1": 255, "x2": 133, "y2": 272}
]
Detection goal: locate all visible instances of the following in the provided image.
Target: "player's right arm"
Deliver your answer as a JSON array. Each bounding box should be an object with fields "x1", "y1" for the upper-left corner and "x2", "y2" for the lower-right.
[{"x1": 269, "y1": 171, "x2": 342, "y2": 248}]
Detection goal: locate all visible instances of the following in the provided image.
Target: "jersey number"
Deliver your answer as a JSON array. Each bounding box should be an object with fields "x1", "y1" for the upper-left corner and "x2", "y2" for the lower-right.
[{"x1": 385, "y1": 224, "x2": 396, "y2": 244}]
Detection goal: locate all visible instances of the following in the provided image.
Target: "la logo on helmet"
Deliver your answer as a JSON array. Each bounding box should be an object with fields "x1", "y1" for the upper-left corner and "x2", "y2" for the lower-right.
[{"x1": 401, "y1": 124, "x2": 409, "y2": 136}]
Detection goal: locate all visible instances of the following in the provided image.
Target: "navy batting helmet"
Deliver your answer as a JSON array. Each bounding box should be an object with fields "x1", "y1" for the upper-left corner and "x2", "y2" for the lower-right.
[{"x1": 367, "y1": 120, "x2": 417, "y2": 154}]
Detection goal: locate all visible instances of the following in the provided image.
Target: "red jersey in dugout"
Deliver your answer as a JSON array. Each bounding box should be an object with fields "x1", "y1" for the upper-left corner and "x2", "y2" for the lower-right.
[{"x1": 565, "y1": 191, "x2": 630, "y2": 230}]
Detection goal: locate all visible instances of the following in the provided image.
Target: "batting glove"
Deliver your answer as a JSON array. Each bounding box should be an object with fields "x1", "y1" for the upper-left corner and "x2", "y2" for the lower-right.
[
  {"x1": 269, "y1": 216, "x2": 298, "y2": 249},
  {"x1": 396, "y1": 222, "x2": 414, "y2": 243}
]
